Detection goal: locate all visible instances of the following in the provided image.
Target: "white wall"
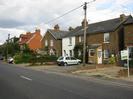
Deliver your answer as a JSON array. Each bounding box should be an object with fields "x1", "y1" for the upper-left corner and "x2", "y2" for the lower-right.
[{"x1": 62, "y1": 36, "x2": 75, "y2": 57}]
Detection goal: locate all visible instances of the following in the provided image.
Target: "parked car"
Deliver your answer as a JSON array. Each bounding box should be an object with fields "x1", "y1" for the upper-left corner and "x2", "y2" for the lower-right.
[
  {"x1": 57, "y1": 56, "x2": 81, "y2": 66},
  {"x1": 0, "y1": 56, "x2": 4, "y2": 60},
  {"x1": 8, "y1": 57, "x2": 14, "y2": 64}
]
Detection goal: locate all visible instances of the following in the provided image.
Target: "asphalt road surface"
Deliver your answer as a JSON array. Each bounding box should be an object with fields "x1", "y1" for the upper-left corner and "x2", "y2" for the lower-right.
[{"x1": 0, "y1": 62, "x2": 133, "y2": 99}]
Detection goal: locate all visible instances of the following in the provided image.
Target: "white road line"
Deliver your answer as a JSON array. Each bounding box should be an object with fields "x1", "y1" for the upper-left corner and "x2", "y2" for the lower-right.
[{"x1": 20, "y1": 75, "x2": 32, "y2": 81}]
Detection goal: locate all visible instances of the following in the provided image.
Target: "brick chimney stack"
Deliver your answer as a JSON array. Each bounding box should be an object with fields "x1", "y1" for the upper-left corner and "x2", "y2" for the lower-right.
[
  {"x1": 68, "y1": 26, "x2": 74, "y2": 31},
  {"x1": 35, "y1": 28, "x2": 41, "y2": 34},
  {"x1": 54, "y1": 24, "x2": 60, "y2": 31},
  {"x1": 120, "y1": 14, "x2": 126, "y2": 21}
]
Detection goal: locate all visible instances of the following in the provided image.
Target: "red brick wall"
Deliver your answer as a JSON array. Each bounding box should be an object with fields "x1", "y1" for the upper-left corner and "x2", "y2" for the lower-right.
[{"x1": 27, "y1": 31, "x2": 42, "y2": 50}]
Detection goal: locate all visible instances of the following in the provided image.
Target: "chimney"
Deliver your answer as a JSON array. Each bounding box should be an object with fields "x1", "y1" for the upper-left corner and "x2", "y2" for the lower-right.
[
  {"x1": 68, "y1": 26, "x2": 74, "y2": 31},
  {"x1": 35, "y1": 28, "x2": 41, "y2": 34},
  {"x1": 81, "y1": 19, "x2": 88, "y2": 27},
  {"x1": 120, "y1": 14, "x2": 126, "y2": 21},
  {"x1": 26, "y1": 32, "x2": 31, "y2": 35},
  {"x1": 54, "y1": 24, "x2": 60, "y2": 31}
]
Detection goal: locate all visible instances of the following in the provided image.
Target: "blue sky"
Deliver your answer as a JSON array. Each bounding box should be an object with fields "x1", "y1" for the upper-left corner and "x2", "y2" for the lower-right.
[{"x1": 0, "y1": 0, "x2": 133, "y2": 44}]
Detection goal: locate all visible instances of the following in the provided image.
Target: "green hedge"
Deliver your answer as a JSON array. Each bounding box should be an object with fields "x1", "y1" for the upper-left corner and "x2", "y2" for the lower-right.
[
  {"x1": 30, "y1": 55, "x2": 58, "y2": 65},
  {"x1": 14, "y1": 53, "x2": 32, "y2": 64}
]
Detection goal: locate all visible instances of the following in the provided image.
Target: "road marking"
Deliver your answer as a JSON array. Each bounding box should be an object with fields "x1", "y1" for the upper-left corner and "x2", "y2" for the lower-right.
[{"x1": 20, "y1": 75, "x2": 32, "y2": 81}]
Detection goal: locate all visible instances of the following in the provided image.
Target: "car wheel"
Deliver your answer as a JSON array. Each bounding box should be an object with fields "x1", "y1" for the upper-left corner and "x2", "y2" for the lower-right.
[
  {"x1": 64, "y1": 62, "x2": 67, "y2": 66},
  {"x1": 77, "y1": 62, "x2": 80, "y2": 65}
]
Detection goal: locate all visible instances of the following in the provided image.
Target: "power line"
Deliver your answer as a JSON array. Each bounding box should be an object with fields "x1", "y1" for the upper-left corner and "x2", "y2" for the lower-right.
[
  {"x1": 45, "y1": 5, "x2": 84, "y2": 24},
  {"x1": 45, "y1": 0, "x2": 96, "y2": 24}
]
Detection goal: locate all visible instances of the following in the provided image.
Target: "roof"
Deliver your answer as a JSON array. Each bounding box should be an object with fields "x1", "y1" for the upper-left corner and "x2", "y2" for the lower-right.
[
  {"x1": 19, "y1": 32, "x2": 35, "y2": 44},
  {"x1": 47, "y1": 29, "x2": 68, "y2": 39},
  {"x1": 124, "y1": 15, "x2": 133, "y2": 25},
  {"x1": 64, "y1": 15, "x2": 132, "y2": 37}
]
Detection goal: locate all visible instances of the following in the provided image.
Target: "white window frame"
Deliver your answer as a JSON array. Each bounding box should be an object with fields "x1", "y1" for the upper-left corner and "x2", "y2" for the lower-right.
[
  {"x1": 69, "y1": 37, "x2": 72, "y2": 45},
  {"x1": 79, "y1": 36, "x2": 82, "y2": 42},
  {"x1": 50, "y1": 39, "x2": 53, "y2": 47},
  {"x1": 104, "y1": 50, "x2": 109, "y2": 59},
  {"x1": 69, "y1": 50, "x2": 72, "y2": 56},
  {"x1": 104, "y1": 33, "x2": 110, "y2": 43},
  {"x1": 45, "y1": 40, "x2": 48, "y2": 46},
  {"x1": 89, "y1": 49, "x2": 95, "y2": 57}
]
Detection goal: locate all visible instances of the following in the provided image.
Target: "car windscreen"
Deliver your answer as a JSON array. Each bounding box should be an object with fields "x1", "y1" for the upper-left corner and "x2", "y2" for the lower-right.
[{"x1": 58, "y1": 57, "x2": 63, "y2": 60}]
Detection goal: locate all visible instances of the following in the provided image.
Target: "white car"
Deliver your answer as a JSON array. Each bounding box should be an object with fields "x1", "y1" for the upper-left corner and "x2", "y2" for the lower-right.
[
  {"x1": 8, "y1": 57, "x2": 14, "y2": 64},
  {"x1": 57, "y1": 56, "x2": 81, "y2": 66}
]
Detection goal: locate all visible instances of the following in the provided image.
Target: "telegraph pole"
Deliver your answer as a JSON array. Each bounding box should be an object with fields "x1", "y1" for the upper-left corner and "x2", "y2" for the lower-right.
[
  {"x1": 83, "y1": 2, "x2": 87, "y2": 66},
  {"x1": 6, "y1": 34, "x2": 10, "y2": 60}
]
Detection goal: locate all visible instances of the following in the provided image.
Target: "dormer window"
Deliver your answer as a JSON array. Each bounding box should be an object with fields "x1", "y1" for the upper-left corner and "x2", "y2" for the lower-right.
[{"x1": 104, "y1": 33, "x2": 110, "y2": 43}]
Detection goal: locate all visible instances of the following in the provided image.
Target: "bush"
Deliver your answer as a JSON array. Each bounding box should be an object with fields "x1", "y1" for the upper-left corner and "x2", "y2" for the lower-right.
[
  {"x1": 14, "y1": 53, "x2": 32, "y2": 64},
  {"x1": 29, "y1": 55, "x2": 58, "y2": 65}
]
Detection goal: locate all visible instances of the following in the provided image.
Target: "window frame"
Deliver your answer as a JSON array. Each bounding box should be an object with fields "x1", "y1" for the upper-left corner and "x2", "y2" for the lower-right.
[
  {"x1": 50, "y1": 39, "x2": 53, "y2": 47},
  {"x1": 104, "y1": 33, "x2": 110, "y2": 43},
  {"x1": 45, "y1": 40, "x2": 48, "y2": 46},
  {"x1": 104, "y1": 50, "x2": 109, "y2": 59},
  {"x1": 89, "y1": 49, "x2": 95, "y2": 57}
]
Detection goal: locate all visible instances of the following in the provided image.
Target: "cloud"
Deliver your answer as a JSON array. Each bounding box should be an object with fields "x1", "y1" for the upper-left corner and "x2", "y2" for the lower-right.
[{"x1": 0, "y1": 0, "x2": 133, "y2": 44}]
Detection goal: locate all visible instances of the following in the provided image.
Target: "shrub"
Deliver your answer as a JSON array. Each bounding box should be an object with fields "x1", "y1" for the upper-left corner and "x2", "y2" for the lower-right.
[
  {"x1": 14, "y1": 53, "x2": 32, "y2": 64},
  {"x1": 29, "y1": 55, "x2": 58, "y2": 65}
]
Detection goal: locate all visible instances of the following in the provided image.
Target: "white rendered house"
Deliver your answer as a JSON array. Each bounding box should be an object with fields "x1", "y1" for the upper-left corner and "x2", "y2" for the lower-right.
[{"x1": 62, "y1": 36, "x2": 75, "y2": 57}]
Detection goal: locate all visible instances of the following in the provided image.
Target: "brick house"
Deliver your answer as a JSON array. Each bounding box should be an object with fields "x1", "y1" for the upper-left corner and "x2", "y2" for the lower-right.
[
  {"x1": 19, "y1": 29, "x2": 42, "y2": 51},
  {"x1": 63, "y1": 14, "x2": 133, "y2": 64},
  {"x1": 41, "y1": 24, "x2": 68, "y2": 56},
  {"x1": 124, "y1": 17, "x2": 133, "y2": 47}
]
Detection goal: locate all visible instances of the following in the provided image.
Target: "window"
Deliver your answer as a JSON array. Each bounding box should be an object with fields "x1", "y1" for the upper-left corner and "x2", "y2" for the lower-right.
[
  {"x1": 45, "y1": 40, "x2": 48, "y2": 46},
  {"x1": 104, "y1": 50, "x2": 109, "y2": 59},
  {"x1": 50, "y1": 40, "x2": 53, "y2": 47},
  {"x1": 64, "y1": 50, "x2": 67, "y2": 56},
  {"x1": 78, "y1": 50, "x2": 81, "y2": 56},
  {"x1": 66, "y1": 57, "x2": 71, "y2": 60},
  {"x1": 69, "y1": 50, "x2": 72, "y2": 56},
  {"x1": 104, "y1": 33, "x2": 110, "y2": 43},
  {"x1": 89, "y1": 49, "x2": 95, "y2": 57},
  {"x1": 71, "y1": 57, "x2": 76, "y2": 60},
  {"x1": 69, "y1": 37, "x2": 72, "y2": 45},
  {"x1": 79, "y1": 36, "x2": 82, "y2": 42}
]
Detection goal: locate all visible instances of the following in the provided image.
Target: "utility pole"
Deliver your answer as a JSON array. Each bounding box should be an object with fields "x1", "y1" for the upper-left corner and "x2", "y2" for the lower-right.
[
  {"x1": 83, "y1": 2, "x2": 87, "y2": 66},
  {"x1": 6, "y1": 34, "x2": 10, "y2": 60}
]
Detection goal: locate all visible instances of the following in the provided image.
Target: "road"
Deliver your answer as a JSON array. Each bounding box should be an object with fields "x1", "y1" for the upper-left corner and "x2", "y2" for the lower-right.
[{"x1": 0, "y1": 62, "x2": 133, "y2": 99}]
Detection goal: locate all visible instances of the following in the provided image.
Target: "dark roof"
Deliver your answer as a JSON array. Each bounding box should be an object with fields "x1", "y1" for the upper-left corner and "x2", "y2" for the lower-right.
[
  {"x1": 124, "y1": 15, "x2": 133, "y2": 25},
  {"x1": 47, "y1": 29, "x2": 68, "y2": 39},
  {"x1": 64, "y1": 15, "x2": 131, "y2": 37}
]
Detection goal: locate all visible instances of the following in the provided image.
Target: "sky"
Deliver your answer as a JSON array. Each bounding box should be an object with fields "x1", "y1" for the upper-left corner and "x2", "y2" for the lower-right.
[{"x1": 0, "y1": 0, "x2": 133, "y2": 44}]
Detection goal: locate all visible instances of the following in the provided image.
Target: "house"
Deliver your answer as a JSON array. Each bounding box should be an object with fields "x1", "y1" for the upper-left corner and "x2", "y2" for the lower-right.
[
  {"x1": 124, "y1": 16, "x2": 133, "y2": 47},
  {"x1": 62, "y1": 29, "x2": 75, "y2": 57},
  {"x1": 62, "y1": 14, "x2": 133, "y2": 64},
  {"x1": 41, "y1": 24, "x2": 68, "y2": 56},
  {"x1": 19, "y1": 29, "x2": 42, "y2": 51},
  {"x1": 7, "y1": 36, "x2": 19, "y2": 43}
]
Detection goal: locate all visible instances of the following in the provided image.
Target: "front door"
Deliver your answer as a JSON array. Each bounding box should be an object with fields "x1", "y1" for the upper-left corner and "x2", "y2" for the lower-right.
[{"x1": 97, "y1": 49, "x2": 102, "y2": 64}]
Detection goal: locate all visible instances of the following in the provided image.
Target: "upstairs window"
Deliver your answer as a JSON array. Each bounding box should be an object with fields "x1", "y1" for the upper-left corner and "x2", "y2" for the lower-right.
[
  {"x1": 45, "y1": 40, "x2": 48, "y2": 46},
  {"x1": 104, "y1": 33, "x2": 110, "y2": 43},
  {"x1": 50, "y1": 40, "x2": 53, "y2": 47},
  {"x1": 79, "y1": 36, "x2": 82, "y2": 42},
  {"x1": 69, "y1": 37, "x2": 72, "y2": 45}
]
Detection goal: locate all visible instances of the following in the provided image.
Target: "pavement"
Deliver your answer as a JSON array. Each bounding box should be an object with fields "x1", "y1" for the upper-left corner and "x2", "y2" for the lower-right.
[
  {"x1": 0, "y1": 61, "x2": 133, "y2": 99},
  {"x1": 17, "y1": 63, "x2": 133, "y2": 82}
]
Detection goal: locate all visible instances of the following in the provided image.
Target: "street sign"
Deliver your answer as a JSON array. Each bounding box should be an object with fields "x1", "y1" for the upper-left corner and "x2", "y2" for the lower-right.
[{"x1": 121, "y1": 50, "x2": 128, "y2": 60}]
